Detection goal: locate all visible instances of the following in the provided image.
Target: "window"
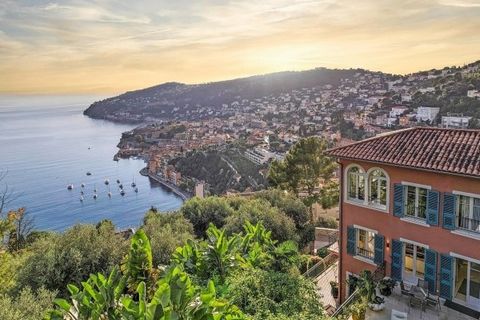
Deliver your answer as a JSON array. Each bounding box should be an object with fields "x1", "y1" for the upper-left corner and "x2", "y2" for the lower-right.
[
  {"x1": 404, "y1": 185, "x2": 427, "y2": 219},
  {"x1": 456, "y1": 195, "x2": 480, "y2": 233},
  {"x1": 404, "y1": 243, "x2": 425, "y2": 281},
  {"x1": 347, "y1": 166, "x2": 365, "y2": 202},
  {"x1": 369, "y1": 169, "x2": 387, "y2": 207},
  {"x1": 356, "y1": 228, "x2": 374, "y2": 260}
]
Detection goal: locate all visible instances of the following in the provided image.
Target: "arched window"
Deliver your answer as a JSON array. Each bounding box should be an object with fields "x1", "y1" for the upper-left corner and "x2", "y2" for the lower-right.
[
  {"x1": 347, "y1": 166, "x2": 365, "y2": 202},
  {"x1": 368, "y1": 169, "x2": 388, "y2": 207}
]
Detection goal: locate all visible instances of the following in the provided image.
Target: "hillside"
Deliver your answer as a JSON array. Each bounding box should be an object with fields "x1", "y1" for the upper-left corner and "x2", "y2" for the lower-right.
[{"x1": 83, "y1": 68, "x2": 384, "y2": 122}]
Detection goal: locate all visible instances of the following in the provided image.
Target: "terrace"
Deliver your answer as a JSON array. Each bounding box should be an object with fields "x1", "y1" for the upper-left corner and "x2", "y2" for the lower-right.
[{"x1": 365, "y1": 284, "x2": 477, "y2": 320}]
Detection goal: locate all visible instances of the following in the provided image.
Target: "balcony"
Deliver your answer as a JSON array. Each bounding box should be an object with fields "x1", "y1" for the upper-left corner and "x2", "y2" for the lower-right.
[{"x1": 357, "y1": 247, "x2": 375, "y2": 260}]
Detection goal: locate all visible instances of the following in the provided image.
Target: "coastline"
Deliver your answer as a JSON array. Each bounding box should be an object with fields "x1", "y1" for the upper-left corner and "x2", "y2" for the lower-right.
[{"x1": 140, "y1": 167, "x2": 191, "y2": 201}]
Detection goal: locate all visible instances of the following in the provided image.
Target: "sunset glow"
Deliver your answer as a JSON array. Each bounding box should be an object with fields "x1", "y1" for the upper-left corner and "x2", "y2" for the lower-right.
[{"x1": 1, "y1": 0, "x2": 480, "y2": 94}]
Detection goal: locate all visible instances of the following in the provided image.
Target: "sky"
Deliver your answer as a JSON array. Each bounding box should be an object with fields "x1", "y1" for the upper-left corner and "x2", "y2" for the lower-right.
[{"x1": 1, "y1": 0, "x2": 480, "y2": 95}]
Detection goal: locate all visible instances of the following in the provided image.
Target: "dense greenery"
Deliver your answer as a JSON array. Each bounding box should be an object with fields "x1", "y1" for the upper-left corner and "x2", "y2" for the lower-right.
[
  {"x1": 0, "y1": 191, "x2": 328, "y2": 319},
  {"x1": 268, "y1": 137, "x2": 338, "y2": 211},
  {"x1": 181, "y1": 190, "x2": 315, "y2": 248}
]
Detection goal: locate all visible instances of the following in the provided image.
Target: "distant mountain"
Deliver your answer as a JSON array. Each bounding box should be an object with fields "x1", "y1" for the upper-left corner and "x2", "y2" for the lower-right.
[
  {"x1": 83, "y1": 68, "x2": 386, "y2": 122},
  {"x1": 84, "y1": 61, "x2": 480, "y2": 123}
]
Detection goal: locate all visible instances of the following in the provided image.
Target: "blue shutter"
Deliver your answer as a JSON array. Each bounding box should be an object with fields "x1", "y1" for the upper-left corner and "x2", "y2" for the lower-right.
[
  {"x1": 443, "y1": 193, "x2": 456, "y2": 230},
  {"x1": 374, "y1": 234, "x2": 384, "y2": 265},
  {"x1": 440, "y1": 254, "x2": 453, "y2": 300},
  {"x1": 425, "y1": 249, "x2": 438, "y2": 294},
  {"x1": 393, "y1": 184, "x2": 404, "y2": 217},
  {"x1": 391, "y1": 239, "x2": 403, "y2": 281},
  {"x1": 426, "y1": 190, "x2": 439, "y2": 226},
  {"x1": 347, "y1": 226, "x2": 356, "y2": 256}
]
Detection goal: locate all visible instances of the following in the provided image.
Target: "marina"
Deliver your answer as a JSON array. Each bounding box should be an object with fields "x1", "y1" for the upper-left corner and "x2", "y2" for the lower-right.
[{"x1": 0, "y1": 98, "x2": 184, "y2": 231}]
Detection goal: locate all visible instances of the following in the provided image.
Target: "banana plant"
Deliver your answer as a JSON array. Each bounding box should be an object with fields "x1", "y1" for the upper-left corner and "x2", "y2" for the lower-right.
[{"x1": 121, "y1": 229, "x2": 153, "y2": 292}]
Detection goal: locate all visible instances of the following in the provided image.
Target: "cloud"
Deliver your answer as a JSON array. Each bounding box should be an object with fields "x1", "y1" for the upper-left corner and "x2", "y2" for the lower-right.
[{"x1": 1, "y1": 0, "x2": 479, "y2": 94}]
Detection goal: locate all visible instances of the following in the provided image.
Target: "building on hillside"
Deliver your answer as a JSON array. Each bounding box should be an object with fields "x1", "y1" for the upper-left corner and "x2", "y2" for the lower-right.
[
  {"x1": 416, "y1": 107, "x2": 440, "y2": 123},
  {"x1": 195, "y1": 182, "x2": 205, "y2": 198},
  {"x1": 441, "y1": 115, "x2": 472, "y2": 129},
  {"x1": 328, "y1": 127, "x2": 480, "y2": 312},
  {"x1": 244, "y1": 147, "x2": 283, "y2": 165}
]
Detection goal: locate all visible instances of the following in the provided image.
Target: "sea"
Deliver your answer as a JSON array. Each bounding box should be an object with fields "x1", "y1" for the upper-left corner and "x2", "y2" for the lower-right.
[{"x1": 0, "y1": 95, "x2": 183, "y2": 232}]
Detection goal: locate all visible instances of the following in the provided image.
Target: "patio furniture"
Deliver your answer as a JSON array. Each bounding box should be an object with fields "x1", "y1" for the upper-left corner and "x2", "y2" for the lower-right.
[
  {"x1": 391, "y1": 309, "x2": 408, "y2": 320},
  {"x1": 400, "y1": 281, "x2": 413, "y2": 297},
  {"x1": 417, "y1": 279, "x2": 429, "y2": 292},
  {"x1": 425, "y1": 293, "x2": 441, "y2": 311},
  {"x1": 409, "y1": 285, "x2": 427, "y2": 311}
]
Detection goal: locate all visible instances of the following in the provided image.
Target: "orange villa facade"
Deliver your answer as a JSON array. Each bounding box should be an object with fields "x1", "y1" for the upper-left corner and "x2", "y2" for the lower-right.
[{"x1": 328, "y1": 127, "x2": 480, "y2": 312}]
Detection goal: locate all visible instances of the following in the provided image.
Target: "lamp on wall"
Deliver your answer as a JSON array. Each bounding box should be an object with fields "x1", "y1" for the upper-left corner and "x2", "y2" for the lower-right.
[{"x1": 386, "y1": 240, "x2": 390, "y2": 249}]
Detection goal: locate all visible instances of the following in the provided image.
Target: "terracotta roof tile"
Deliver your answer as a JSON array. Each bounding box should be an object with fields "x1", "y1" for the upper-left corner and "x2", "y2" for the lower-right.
[{"x1": 327, "y1": 127, "x2": 480, "y2": 178}]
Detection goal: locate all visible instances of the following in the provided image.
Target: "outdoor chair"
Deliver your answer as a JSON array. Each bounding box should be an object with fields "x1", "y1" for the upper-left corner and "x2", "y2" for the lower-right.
[
  {"x1": 417, "y1": 279, "x2": 429, "y2": 293},
  {"x1": 400, "y1": 281, "x2": 413, "y2": 297}
]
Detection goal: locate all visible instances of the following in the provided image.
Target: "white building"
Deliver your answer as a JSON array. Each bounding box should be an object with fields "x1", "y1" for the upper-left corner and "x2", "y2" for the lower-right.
[
  {"x1": 416, "y1": 106, "x2": 440, "y2": 123},
  {"x1": 442, "y1": 115, "x2": 472, "y2": 129},
  {"x1": 389, "y1": 106, "x2": 408, "y2": 118},
  {"x1": 467, "y1": 90, "x2": 480, "y2": 99},
  {"x1": 244, "y1": 147, "x2": 283, "y2": 165}
]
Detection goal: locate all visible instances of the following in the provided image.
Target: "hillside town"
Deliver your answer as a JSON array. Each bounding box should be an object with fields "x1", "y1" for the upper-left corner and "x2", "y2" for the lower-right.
[{"x1": 113, "y1": 62, "x2": 480, "y2": 195}]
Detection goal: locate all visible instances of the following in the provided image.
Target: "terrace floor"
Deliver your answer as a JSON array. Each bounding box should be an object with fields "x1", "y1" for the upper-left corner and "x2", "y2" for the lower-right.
[
  {"x1": 315, "y1": 261, "x2": 339, "y2": 314},
  {"x1": 366, "y1": 285, "x2": 478, "y2": 320}
]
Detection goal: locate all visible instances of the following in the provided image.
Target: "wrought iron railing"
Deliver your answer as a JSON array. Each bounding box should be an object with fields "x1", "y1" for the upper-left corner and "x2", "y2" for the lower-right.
[
  {"x1": 356, "y1": 247, "x2": 374, "y2": 259},
  {"x1": 331, "y1": 289, "x2": 359, "y2": 318},
  {"x1": 457, "y1": 216, "x2": 480, "y2": 233},
  {"x1": 303, "y1": 253, "x2": 338, "y2": 279}
]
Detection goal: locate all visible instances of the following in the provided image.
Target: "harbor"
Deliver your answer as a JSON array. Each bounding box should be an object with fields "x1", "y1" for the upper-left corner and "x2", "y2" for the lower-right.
[{"x1": 140, "y1": 167, "x2": 191, "y2": 201}]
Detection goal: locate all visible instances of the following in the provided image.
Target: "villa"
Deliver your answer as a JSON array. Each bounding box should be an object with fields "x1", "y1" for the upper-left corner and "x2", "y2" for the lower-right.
[{"x1": 328, "y1": 127, "x2": 480, "y2": 318}]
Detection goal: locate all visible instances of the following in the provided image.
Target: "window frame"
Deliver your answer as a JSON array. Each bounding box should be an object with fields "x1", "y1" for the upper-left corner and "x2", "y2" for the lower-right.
[
  {"x1": 353, "y1": 225, "x2": 377, "y2": 261},
  {"x1": 346, "y1": 165, "x2": 366, "y2": 203},
  {"x1": 453, "y1": 191, "x2": 480, "y2": 234},
  {"x1": 402, "y1": 183, "x2": 429, "y2": 220},
  {"x1": 367, "y1": 167, "x2": 389, "y2": 210},
  {"x1": 344, "y1": 164, "x2": 390, "y2": 213}
]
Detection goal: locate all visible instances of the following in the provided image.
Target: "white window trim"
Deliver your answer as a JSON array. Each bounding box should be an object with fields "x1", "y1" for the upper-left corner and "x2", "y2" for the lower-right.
[
  {"x1": 451, "y1": 229, "x2": 480, "y2": 241},
  {"x1": 400, "y1": 237, "x2": 429, "y2": 249},
  {"x1": 401, "y1": 181, "x2": 432, "y2": 190},
  {"x1": 453, "y1": 190, "x2": 480, "y2": 198},
  {"x1": 353, "y1": 255, "x2": 377, "y2": 266},
  {"x1": 400, "y1": 216, "x2": 430, "y2": 228},
  {"x1": 344, "y1": 164, "x2": 390, "y2": 213},
  {"x1": 450, "y1": 252, "x2": 480, "y2": 265},
  {"x1": 353, "y1": 225, "x2": 378, "y2": 234}
]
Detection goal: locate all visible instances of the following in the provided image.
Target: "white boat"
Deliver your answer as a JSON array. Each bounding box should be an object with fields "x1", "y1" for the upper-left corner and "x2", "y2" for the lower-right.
[
  {"x1": 81, "y1": 183, "x2": 85, "y2": 188},
  {"x1": 86, "y1": 172, "x2": 92, "y2": 176},
  {"x1": 80, "y1": 196, "x2": 84, "y2": 202},
  {"x1": 67, "y1": 184, "x2": 74, "y2": 190},
  {"x1": 134, "y1": 187, "x2": 138, "y2": 193},
  {"x1": 80, "y1": 191, "x2": 84, "y2": 195},
  {"x1": 108, "y1": 192, "x2": 112, "y2": 198},
  {"x1": 131, "y1": 177, "x2": 136, "y2": 188},
  {"x1": 104, "y1": 179, "x2": 109, "y2": 185},
  {"x1": 93, "y1": 194, "x2": 98, "y2": 199},
  {"x1": 120, "y1": 190, "x2": 126, "y2": 196}
]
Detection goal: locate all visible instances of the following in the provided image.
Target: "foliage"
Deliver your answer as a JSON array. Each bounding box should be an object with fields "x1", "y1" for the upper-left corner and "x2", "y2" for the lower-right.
[
  {"x1": 181, "y1": 196, "x2": 235, "y2": 238},
  {"x1": 267, "y1": 137, "x2": 337, "y2": 210},
  {"x1": 0, "y1": 251, "x2": 30, "y2": 295},
  {"x1": 142, "y1": 210, "x2": 194, "y2": 266},
  {"x1": 48, "y1": 230, "x2": 247, "y2": 320},
  {"x1": 223, "y1": 199, "x2": 297, "y2": 243},
  {"x1": 315, "y1": 216, "x2": 339, "y2": 229},
  {"x1": 0, "y1": 287, "x2": 57, "y2": 320},
  {"x1": 16, "y1": 223, "x2": 129, "y2": 296},
  {"x1": 226, "y1": 269, "x2": 324, "y2": 320}
]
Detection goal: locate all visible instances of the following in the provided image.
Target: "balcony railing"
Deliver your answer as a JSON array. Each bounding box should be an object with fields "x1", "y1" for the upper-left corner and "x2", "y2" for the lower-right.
[
  {"x1": 457, "y1": 216, "x2": 480, "y2": 233},
  {"x1": 356, "y1": 247, "x2": 374, "y2": 259}
]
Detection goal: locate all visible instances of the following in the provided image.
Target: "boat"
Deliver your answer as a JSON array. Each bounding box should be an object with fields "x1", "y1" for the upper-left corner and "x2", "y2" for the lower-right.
[
  {"x1": 134, "y1": 187, "x2": 138, "y2": 193},
  {"x1": 119, "y1": 184, "x2": 123, "y2": 189},
  {"x1": 131, "y1": 177, "x2": 136, "y2": 188},
  {"x1": 80, "y1": 191, "x2": 84, "y2": 195},
  {"x1": 93, "y1": 194, "x2": 98, "y2": 199},
  {"x1": 116, "y1": 179, "x2": 120, "y2": 184},
  {"x1": 104, "y1": 179, "x2": 109, "y2": 185},
  {"x1": 120, "y1": 190, "x2": 126, "y2": 196},
  {"x1": 93, "y1": 185, "x2": 97, "y2": 193},
  {"x1": 67, "y1": 184, "x2": 73, "y2": 190},
  {"x1": 80, "y1": 196, "x2": 84, "y2": 202},
  {"x1": 86, "y1": 172, "x2": 92, "y2": 176},
  {"x1": 108, "y1": 192, "x2": 112, "y2": 198},
  {"x1": 81, "y1": 183, "x2": 85, "y2": 188}
]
